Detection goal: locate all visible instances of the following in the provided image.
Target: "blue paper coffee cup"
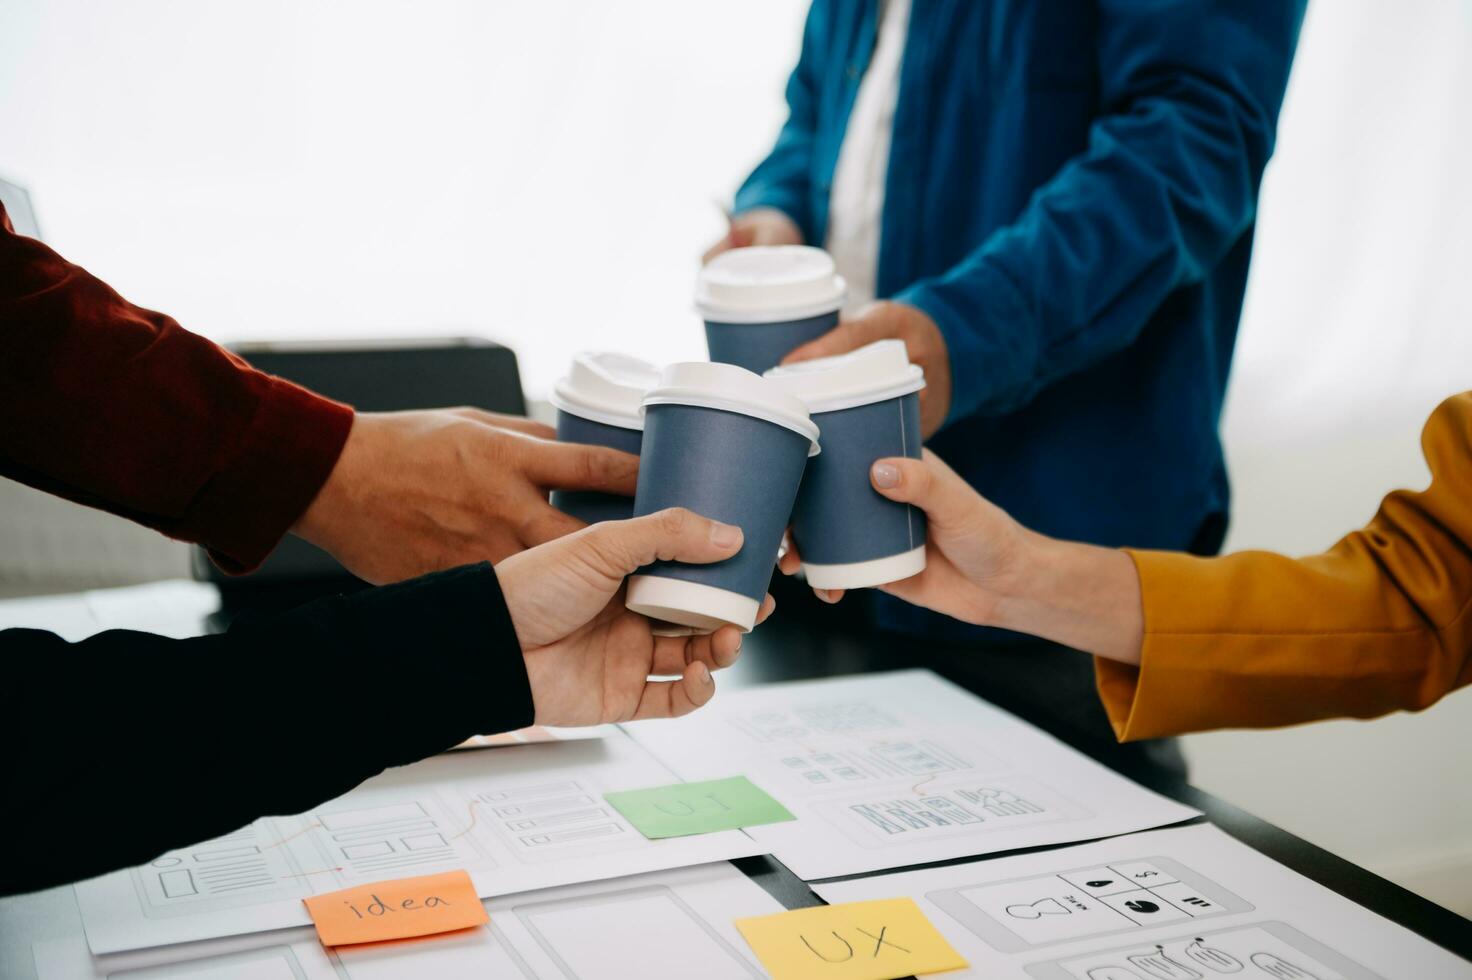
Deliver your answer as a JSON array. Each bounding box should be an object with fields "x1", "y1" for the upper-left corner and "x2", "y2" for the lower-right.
[
  {"x1": 626, "y1": 362, "x2": 820, "y2": 632},
  {"x1": 766, "y1": 339, "x2": 926, "y2": 589},
  {"x1": 697, "y1": 245, "x2": 846, "y2": 375},
  {"x1": 549, "y1": 352, "x2": 660, "y2": 525}
]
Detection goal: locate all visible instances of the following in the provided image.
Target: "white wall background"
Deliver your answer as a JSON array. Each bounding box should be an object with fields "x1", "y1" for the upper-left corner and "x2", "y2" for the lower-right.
[
  {"x1": 1201, "y1": 0, "x2": 1472, "y2": 917},
  {"x1": 2, "y1": 0, "x2": 1469, "y2": 914}
]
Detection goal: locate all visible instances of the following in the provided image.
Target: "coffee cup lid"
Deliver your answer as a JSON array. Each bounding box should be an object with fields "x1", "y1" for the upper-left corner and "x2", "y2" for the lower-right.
[
  {"x1": 763, "y1": 339, "x2": 925, "y2": 414},
  {"x1": 642, "y1": 361, "x2": 820, "y2": 455},
  {"x1": 696, "y1": 245, "x2": 847, "y2": 324},
  {"x1": 551, "y1": 352, "x2": 662, "y2": 430}
]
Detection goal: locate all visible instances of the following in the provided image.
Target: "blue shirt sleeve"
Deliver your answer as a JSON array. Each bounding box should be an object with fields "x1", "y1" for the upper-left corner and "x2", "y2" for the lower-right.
[
  {"x1": 731, "y1": 0, "x2": 829, "y2": 242},
  {"x1": 898, "y1": 0, "x2": 1306, "y2": 426}
]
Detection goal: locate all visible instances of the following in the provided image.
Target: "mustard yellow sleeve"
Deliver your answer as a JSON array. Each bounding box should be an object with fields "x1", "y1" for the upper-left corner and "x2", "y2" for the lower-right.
[{"x1": 1097, "y1": 393, "x2": 1472, "y2": 741}]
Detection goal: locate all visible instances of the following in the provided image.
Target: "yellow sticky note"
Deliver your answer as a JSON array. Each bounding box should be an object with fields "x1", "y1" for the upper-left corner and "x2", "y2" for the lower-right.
[
  {"x1": 735, "y1": 898, "x2": 968, "y2": 980},
  {"x1": 303, "y1": 871, "x2": 487, "y2": 946}
]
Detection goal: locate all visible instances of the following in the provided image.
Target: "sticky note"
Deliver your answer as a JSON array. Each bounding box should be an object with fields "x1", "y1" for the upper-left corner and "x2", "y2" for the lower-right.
[
  {"x1": 735, "y1": 898, "x2": 968, "y2": 980},
  {"x1": 303, "y1": 870, "x2": 487, "y2": 946},
  {"x1": 603, "y1": 776, "x2": 795, "y2": 839}
]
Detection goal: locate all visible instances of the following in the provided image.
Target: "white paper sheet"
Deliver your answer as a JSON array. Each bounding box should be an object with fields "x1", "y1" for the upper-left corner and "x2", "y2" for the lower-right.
[
  {"x1": 41, "y1": 862, "x2": 780, "y2": 979},
  {"x1": 451, "y1": 723, "x2": 614, "y2": 751},
  {"x1": 814, "y1": 824, "x2": 1472, "y2": 979},
  {"x1": 623, "y1": 670, "x2": 1199, "y2": 880},
  {"x1": 75, "y1": 732, "x2": 765, "y2": 954}
]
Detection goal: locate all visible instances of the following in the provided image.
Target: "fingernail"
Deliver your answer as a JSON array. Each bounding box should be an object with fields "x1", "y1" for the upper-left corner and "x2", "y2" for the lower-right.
[
  {"x1": 872, "y1": 462, "x2": 901, "y2": 488},
  {"x1": 697, "y1": 662, "x2": 713, "y2": 685},
  {"x1": 814, "y1": 589, "x2": 831, "y2": 603},
  {"x1": 710, "y1": 522, "x2": 742, "y2": 549}
]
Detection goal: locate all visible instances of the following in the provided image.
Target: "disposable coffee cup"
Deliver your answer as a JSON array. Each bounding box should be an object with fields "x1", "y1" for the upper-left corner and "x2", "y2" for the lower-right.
[
  {"x1": 697, "y1": 245, "x2": 846, "y2": 375},
  {"x1": 549, "y1": 352, "x2": 660, "y2": 525},
  {"x1": 626, "y1": 362, "x2": 820, "y2": 632},
  {"x1": 765, "y1": 339, "x2": 926, "y2": 589}
]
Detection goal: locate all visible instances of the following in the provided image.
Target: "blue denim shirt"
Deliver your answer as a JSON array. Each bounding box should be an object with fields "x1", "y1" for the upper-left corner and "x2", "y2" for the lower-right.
[{"x1": 735, "y1": 0, "x2": 1305, "y2": 643}]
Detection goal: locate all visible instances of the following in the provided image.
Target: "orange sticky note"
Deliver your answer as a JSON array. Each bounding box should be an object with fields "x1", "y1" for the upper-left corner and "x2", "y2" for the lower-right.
[{"x1": 303, "y1": 871, "x2": 487, "y2": 946}]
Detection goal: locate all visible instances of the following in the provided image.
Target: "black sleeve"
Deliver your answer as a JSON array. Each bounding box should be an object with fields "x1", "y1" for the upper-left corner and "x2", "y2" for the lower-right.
[{"x1": 1, "y1": 562, "x2": 533, "y2": 896}]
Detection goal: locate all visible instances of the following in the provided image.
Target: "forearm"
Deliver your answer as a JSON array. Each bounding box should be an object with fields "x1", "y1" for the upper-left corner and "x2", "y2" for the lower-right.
[
  {"x1": 990, "y1": 531, "x2": 1145, "y2": 666},
  {"x1": 901, "y1": 2, "x2": 1302, "y2": 424},
  {"x1": 0, "y1": 214, "x2": 352, "y2": 572},
  {"x1": 1, "y1": 564, "x2": 531, "y2": 896}
]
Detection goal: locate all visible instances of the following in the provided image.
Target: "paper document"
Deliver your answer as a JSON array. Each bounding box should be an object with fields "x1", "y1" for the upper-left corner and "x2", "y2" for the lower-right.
[
  {"x1": 42, "y1": 862, "x2": 781, "y2": 980},
  {"x1": 623, "y1": 670, "x2": 1199, "y2": 880},
  {"x1": 0, "y1": 580, "x2": 217, "y2": 641},
  {"x1": 815, "y1": 824, "x2": 1472, "y2": 979},
  {"x1": 452, "y1": 723, "x2": 613, "y2": 751},
  {"x1": 75, "y1": 732, "x2": 765, "y2": 954}
]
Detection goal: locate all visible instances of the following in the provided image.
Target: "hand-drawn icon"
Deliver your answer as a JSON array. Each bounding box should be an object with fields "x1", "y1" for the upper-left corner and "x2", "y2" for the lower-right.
[
  {"x1": 1124, "y1": 900, "x2": 1162, "y2": 915},
  {"x1": 1249, "y1": 952, "x2": 1323, "y2": 979},
  {"x1": 1184, "y1": 938, "x2": 1243, "y2": 973},
  {"x1": 1006, "y1": 898, "x2": 1073, "y2": 920},
  {"x1": 1087, "y1": 879, "x2": 1115, "y2": 889},
  {"x1": 973, "y1": 787, "x2": 1045, "y2": 817},
  {"x1": 1126, "y1": 945, "x2": 1204, "y2": 979}
]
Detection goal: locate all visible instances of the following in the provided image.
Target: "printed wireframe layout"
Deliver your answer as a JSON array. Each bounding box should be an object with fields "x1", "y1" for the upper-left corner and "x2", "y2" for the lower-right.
[
  {"x1": 1024, "y1": 921, "x2": 1386, "y2": 980},
  {"x1": 926, "y1": 854, "x2": 1254, "y2": 953}
]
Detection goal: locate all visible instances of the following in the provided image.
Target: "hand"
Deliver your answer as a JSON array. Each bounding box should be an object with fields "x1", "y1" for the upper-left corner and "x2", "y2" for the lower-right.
[
  {"x1": 798, "y1": 450, "x2": 1027, "y2": 618},
  {"x1": 294, "y1": 409, "x2": 639, "y2": 584},
  {"x1": 702, "y1": 207, "x2": 804, "y2": 263},
  {"x1": 862, "y1": 451, "x2": 1145, "y2": 665},
  {"x1": 495, "y1": 508, "x2": 776, "y2": 724},
  {"x1": 781, "y1": 300, "x2": 953, "y2": 438}
]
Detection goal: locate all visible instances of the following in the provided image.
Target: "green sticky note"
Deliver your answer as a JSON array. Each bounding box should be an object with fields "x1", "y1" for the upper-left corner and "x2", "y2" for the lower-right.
[{"x1": 604, "y1": 776, "x2": 796, "y2": 839}]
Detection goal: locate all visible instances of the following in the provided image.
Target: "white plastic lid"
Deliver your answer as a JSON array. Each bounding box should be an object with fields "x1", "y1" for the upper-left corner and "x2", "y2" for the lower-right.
[
  {"x1": 696, "y1": 245, "x2": 847, "y2": 324},
  {"x1": 642, "y1": 361, "x2": 820, "y2": 455},
  {"x1": 763, "y1": 339, "x2": 925, "y2": 414},
  {"x1": 551, "y1": 352, "x2": 662, "y2": 430}
]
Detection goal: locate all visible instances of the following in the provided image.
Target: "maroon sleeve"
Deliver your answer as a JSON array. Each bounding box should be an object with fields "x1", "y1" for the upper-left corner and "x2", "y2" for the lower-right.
[{"x1": 0, "y1": 203, "x2": 355, "y2": 573}]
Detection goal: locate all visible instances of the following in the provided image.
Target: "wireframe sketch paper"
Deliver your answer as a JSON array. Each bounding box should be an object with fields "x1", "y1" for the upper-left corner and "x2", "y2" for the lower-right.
[
  {"x1": 814, "y1": 824, "x2": 1472, "y2": 979},
  {"x1": 41, "y1": 862, "x2": 782, "y2": 980},
  {"x1": 74, "y1": 732, "x2": 765, "y2": 954},
  {"x1": 451, "y1": 723, "x2": 613, "y2": 751},
  {"x1": 623, "y1": 670, "x2": 1200, "y2": 880},
  {"x1": 0, "y1": 580, "x2": 219, "y2": 642}
]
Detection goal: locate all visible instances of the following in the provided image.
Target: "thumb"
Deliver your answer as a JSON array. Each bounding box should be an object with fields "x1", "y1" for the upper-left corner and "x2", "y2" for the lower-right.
[
  {"x1": 781, "y1": 313, "x2": 888, "y2": 365},
  {"x1": 584, "y1": 508, "x2": 744, "y2": 577},
  {"x1": 869, "y1": 450, "x2": 981, "y2": 531}
]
